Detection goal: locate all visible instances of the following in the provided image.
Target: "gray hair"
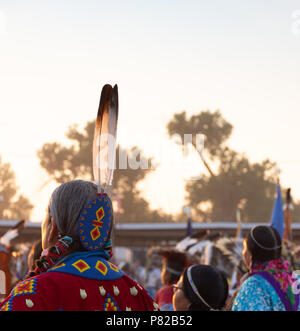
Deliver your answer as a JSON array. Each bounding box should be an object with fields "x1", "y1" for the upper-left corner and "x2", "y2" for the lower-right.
[{"x1": 49, "y1": 180, "x2": 98, "y2": 240}]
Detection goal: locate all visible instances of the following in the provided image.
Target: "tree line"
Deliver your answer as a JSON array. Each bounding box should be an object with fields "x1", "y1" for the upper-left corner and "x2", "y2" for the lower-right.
[{"x1": 1, "y1": 110, "x2": 299, "y2": 223}]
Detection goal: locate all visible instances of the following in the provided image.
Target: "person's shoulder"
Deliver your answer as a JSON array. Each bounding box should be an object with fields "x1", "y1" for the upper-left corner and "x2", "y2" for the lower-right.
[
  {"x1": 26, "y1": 270, "x2": 68, "y2": 287},
  {"x1": 232, "y1": 275, "x2": 272, "y2": 311},
  {"x1": 19, "y1": 272, "x2": 66, "y2": 295},
  {"x1": 155, "y1": 285, "x2": 173, "y2": 307},
  {"x1": 248, "y1": 273, "x2": 279, "y2": 293},
  {"x1": 119, "y1": 273, "x2": 159, "y2": 311},
  {"x1": 156, "y1": 284, "x2": 173, "y2": 296},
  {"x1": 242, "y1": 273, "x2": 270, "y2": 289},
  {"x1": 21, "y1": 271, "x2": 81, "y2": 297},
  {"x1": 121, "y1": 272, "x2": 150, "y2": 294},
  {"x1": 235, "y1": 273, "x2": 276, "y2": 303},
  {"x1": 0, "y1": 274, "x2": 58, "y2": 311}
]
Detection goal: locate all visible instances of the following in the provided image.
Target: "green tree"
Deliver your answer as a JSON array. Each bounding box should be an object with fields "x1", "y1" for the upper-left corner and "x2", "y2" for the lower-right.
[
  {"x1": 37, "y1": 121, "x2": 171, "y2": 223},
  {"x1": 0, "y1": 156, "x2": 33, "y2": 220},
  {"x1": 167, "y1": 110, "x2": 279, "y2": 223}
]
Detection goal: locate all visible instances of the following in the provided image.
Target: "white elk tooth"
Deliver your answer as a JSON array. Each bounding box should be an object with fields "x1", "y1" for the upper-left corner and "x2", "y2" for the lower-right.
[
  {"x1": 113, "y1": 286, "x2": 120, "y2": 296},
  {"x1": 130, "y1": 286, "x2": 138, "y2": 296},
  {"x1": 99, "y1": 286, "x2": 106, "y2": 296},
  {"x1": 80, "y1": 289, "x2": 87, "y2": 300},
  {"x1": 153, "y1": 302, "x2": 159, "y2": 310},
  {"x1": 26, "y1": 299, "x2": 34, "y2": 308}
]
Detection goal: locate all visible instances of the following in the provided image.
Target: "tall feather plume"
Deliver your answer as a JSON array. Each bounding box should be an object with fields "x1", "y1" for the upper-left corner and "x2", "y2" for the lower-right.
[{"x1": 93, "y1": 84, "x2": 119, "y2": 194}]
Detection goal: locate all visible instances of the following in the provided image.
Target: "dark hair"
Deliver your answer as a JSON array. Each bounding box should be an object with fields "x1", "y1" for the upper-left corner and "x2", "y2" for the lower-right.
[
  {"x1": 246, "y1": 226, "x2": 282, "y2": 265},
  {"x1": 165, "y1": 258, "x2": 186, "y2": 284},
  {"x1": 27, "y1": 240, "x2": 43, "y2": 272},
  {"x1": 182, "y1": 265, "x2": 228, "y2": 311},
  {"x1": 160, "y1": 250, "x2": 187, "y2": 285}
]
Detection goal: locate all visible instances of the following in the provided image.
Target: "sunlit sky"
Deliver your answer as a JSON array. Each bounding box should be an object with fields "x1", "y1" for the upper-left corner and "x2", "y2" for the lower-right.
[{"x1": 0, "y1": 0, "x2": 300, "y2": 222}]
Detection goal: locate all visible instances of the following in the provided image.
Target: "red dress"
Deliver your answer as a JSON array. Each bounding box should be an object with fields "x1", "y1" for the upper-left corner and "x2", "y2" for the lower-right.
[
  {"x1": 155, "y1": 284, "x2": 174, "y2": 311},
  {"x1": 0, "y1": 252, "x2": 158, "y2": 311}
]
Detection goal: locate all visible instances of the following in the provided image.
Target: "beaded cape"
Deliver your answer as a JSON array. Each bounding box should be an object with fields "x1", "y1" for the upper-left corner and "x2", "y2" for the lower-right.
[{"x1": 0, "y1": 251, "x2": 158, "y2": 311}]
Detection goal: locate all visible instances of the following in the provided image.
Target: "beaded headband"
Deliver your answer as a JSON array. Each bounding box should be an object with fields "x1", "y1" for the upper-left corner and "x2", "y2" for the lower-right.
[{"x1": 165, "y1": 266, "x2": 182, "y2": 276}]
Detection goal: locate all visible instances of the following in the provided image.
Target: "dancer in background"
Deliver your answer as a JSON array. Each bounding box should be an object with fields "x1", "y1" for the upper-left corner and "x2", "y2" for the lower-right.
[
  {"x1": 232, "y1": 225, "x2": 300, "y2": 311},
  {"x1": 155, "y1": 249, "x2": 188, "y2": 311},
  {"x1": 172, "y1": 264, "x2": 228, "y2": 311},
  {"x1": 0, "y1": 220, "x2": 25, "y2": 300},
  {"x1": 0, "y1": 243, "x2": 10, "y2": 301}
]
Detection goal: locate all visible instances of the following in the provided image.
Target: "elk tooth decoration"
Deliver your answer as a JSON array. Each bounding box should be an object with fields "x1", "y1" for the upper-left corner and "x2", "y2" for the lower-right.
[
  {"x1": 99, "y1": 286, "x2": 106, "y2": 296},
  {"x1": 130, "y1": 286, "x2": 138, "y2": 296},
  {"x1": 113, "y1": 286, "x2": 120, "y2": 296},
  {"x1": 80, "y1": 289, "x2": 88, "y2": 300},
  {"x1": 25, "y1": 299, "x2": 34, "y2": 308},
  {"x1": 153, "y1": 302, "x2": 160, "y2": 311}
]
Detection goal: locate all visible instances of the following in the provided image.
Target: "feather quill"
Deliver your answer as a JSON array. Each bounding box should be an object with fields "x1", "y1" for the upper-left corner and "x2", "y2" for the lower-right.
[{"x1": 93, "y1": 84, "x2": 119, "y2": 194}]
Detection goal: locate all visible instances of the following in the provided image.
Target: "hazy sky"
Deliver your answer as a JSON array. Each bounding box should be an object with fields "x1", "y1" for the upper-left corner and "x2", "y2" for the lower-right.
[{"x1": 0, "y1": 0, "x2": 300, "y2": 222}]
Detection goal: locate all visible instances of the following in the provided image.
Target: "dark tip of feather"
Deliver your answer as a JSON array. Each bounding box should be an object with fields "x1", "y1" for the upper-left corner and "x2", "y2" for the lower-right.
[
  {"x1": 110, "y1": 85, "x2": 119, "y2": 118},
  {"x1": 286, "y1": 188, "x2": 291, "y2": 203},
  {"x1": 100, "y1": 85, "x2": 113, "y2": 101},
  {"x1": 97, "y1": 85, "x2": 113, "y2": 117}
]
